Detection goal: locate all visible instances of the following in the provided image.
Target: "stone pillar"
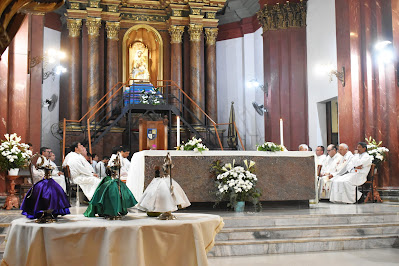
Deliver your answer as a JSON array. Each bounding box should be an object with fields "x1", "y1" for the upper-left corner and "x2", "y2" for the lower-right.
[
  {"x1": 66, "y1": 18, "x2": 82, "y2": 120},
  {"x1": 168, "y1": 25, "x2": 185, "y2": 114},
  {"x1": 188, "y1": 24, "x2": 204, "y2": 125},
  {"x1": 86, "y1": 17, "x2": 101, "y2": 120},
  {"x1": 204, "y1": 28, "x2": 218, "y2": 123},
  {"x1": 105, "y1": 21, "x2": 120, "y2": 118}
]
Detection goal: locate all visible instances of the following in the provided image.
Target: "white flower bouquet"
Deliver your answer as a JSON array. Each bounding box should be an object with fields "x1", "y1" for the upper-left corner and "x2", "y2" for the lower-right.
[
  {"x1": 0, "y1": 133, "x2": 32, "y2": 171},
  {"x1": 178, "y1": 137, "x2": 209, "y2": 153},
  {"x1": 256, "y1": 142, "x2": 286, "y2": 152},
  {"x1": 212, "y1": 159, "x2": 261, "y2": 210},
  {"x1": 366, "y1": 137, "x2": 389, "y2": 167}
]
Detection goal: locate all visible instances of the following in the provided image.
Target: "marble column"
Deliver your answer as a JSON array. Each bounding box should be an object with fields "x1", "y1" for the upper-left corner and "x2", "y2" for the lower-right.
[
  {"x1": 66, "y1": 18, "x2": 82, "y2": 121},
  {"x1": 168, "y1": 25, "x2": 185, "y2": 115},
  {"x1": 86, "y1": 17, "x2": 101, "y2": 121},
  {"x1": 188, "y1": 24, "x2": 204, "y2": 125},
  {"x1": 105, "y1": 21, "x2": 120, "y2": 119},
  {"x1": 204, "y1": 28, "x2": 218, "y2": 123}
]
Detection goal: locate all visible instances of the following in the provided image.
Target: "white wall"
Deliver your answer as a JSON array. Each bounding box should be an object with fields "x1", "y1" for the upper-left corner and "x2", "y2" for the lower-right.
[
  {"x1": 306, "y1": 0, "x2": 338, "y2": 151},
  {"x1": 41, "y1": 27, "x2": 62, "y2": 164},
  {"x1": 216, "y1": 27, "x2": 264, "y2": 150}
]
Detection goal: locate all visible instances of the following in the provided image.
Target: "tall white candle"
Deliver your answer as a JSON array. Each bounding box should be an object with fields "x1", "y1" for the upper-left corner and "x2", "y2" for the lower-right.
[
  {"x1": 280, "y1": 118, "x2": 284, "y2": 146},
  {"x1": 177, "y1": 116, "x2": 181, "y2": 147}
]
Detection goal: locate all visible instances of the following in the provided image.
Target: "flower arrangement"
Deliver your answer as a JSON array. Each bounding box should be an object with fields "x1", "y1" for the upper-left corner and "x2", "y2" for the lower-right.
[
  {"x1": 178, "y1": 137, "x2": 209, "y2": 153},
  {"x1": 140, "y1": 88, "x2": 163, "y2": 105},
  {"x1": 211, "y1": 159, "x2": 261, "y2": 211},
  {"x1": 256, "y1": 142, "x2": 286, "y2": 152},
  {"x1": 365, "y1": 137, "x2": 389, "y2": 167},
  {"x1": 0, "y1": 134, "x2": 32, "y2": 171}
]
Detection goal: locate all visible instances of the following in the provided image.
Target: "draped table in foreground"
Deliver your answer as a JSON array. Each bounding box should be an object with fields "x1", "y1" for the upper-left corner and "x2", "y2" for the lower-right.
[
  {"x1": 1, "y1": 213, "x2": 224, "y2": 266},
  {"x1": 127, "y1": 150, "x2": 316, "y2": 202}
]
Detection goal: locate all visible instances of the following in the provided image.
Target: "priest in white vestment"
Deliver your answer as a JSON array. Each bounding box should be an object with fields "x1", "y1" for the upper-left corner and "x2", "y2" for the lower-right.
[
  {"x1": 319, "y1": 144, "x2": 342, "y2": 177},
  {"x1": 330, "y1": 142, "x2": 373, "y2": 204},
  {"x1": 108, "y1": 146, "x2": 130, "y2": 182},
  {"x1": 319, "y1": 144, "x2": 353, "y2": 199},
  {"x1": 315, "y1": 146, "x2": 327, "y2": 167},
  {"x1": 62, "y1": 142, "x2": 101, "y2": 200},
  {"x1": 49, "y1": 152, "x2": 67, "y2": 192},
  {"x1": 95, "y1": 156, "x2": 109, "y2": 179}
]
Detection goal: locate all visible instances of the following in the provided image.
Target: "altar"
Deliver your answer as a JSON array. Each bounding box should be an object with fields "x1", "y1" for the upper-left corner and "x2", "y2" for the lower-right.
[
  {"x1": 1, "y1": 213, "x2": 224, "y2": 266},
  {"x1": 127, "y1": 151, "x2": 316, "y2": 202}
]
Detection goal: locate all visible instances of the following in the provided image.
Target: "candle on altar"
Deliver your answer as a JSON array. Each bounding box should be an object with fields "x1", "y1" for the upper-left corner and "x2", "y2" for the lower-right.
[
  {"x1": 280, "y1": 118, "x2": 284, "y2": 146},
  {"x1": 177, "y1": 116, "x2": 181, "y2": 147}
]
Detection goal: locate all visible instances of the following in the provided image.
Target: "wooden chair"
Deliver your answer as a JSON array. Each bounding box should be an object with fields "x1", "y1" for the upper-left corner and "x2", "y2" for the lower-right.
[
  {"x1": 356, "y1": 164, "x2": 381, "y2": 203},
  {"x1": 317, "y1": 165, "x2": 322, "y2": 177},
  {"x1": 63, "y1": 165, "x2": 80, "y2": 205},
  {"x1": 18, "y1": 154, "x2": 39, "y2": 202}
]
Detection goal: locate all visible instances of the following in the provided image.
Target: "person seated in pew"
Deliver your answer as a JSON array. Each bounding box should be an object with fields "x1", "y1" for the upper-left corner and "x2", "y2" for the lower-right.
[
  {"x1": 108, "y1": 146, "x2": 130, "y2": 182},
  {"x1": 329, "y1": 142, "x2": 372, "y2": 204},
  {"x1": 62, "y1": 142, "x2": 101, "y2": 201},
  {"x1": 319, "y1": 143, "x2": 353, "y2": 199},
  {"x1": 48, "y1": 151, "x2": 67, "y2": 192},
  {"x1": 315, "y1": 146, "x2": 327, "y2": 166},
  {"x1": 95, "y1": 156, "x2": 110, "y2": 179}
]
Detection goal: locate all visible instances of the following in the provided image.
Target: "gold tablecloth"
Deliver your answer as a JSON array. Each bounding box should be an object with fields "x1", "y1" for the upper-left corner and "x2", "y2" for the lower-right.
[{"x1": 1, "y1": 213, "x2": 224, "y2": 266}]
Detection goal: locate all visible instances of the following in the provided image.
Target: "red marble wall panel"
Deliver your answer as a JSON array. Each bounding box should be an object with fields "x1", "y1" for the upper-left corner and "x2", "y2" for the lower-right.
[
  {"x1": 336, "y1": 0, "x2": 399, "y2": 188},
  {"x1": 263, "y1": 28, "x2": 308, "y2": 151}
]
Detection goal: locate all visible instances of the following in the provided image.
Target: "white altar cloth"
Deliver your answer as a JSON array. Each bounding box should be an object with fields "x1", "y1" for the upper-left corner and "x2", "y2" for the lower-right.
[
  {"x1": 126, "y1": 150, "x2": 315, "y2": 201},
  {"x1": 1, "y1": 213, "x2": 224, "y2": 266}
]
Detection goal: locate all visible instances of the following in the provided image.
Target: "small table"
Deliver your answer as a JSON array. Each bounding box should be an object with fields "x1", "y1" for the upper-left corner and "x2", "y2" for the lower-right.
[
  {"x1": 1, "y1": 213, "x2": 224, "y2": 266},
  {"x1": 3, "y1": 175, "x2": 29, "y2": 210}
]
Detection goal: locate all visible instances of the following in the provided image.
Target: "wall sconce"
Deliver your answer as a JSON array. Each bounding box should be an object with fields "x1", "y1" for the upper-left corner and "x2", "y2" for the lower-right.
[
  {"x1": 246, "y1": 79, "x2": 268, "y2": 96},
  {"x1": 30, "y1": 49, "x2": 67, "y2": 82},
  {"x1": 329, "y1": 67, "x2": 345, "y2": 87}
]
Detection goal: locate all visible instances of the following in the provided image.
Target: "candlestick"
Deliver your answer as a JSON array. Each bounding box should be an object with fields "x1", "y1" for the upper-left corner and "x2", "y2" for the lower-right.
[
  {"x1": 177, "y1": 116, "x2": 181, "y2": 147},
  {"x1": 280, "y1": 118, "x2": 284, "y2": 146}
]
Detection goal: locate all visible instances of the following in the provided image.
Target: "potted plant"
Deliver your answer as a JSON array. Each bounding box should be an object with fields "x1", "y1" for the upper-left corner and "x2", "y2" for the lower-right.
[
  {"x1": 212, "y1": 159, "x2": 261, "y2": 212},
  {"x1": 0, "y1": 133, "x2": 32, "y2": 175},
  {"x1": 256, "y1": 142, "x2": 286, "y2": 152},
  {"x1": 365, "y1": 137, "x2": 389, "y2": 169}
]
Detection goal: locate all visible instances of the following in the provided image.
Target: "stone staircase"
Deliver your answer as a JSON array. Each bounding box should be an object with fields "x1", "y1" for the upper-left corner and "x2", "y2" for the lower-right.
[{"x1": 209, "y1": 212, "x2": 399, "y2": 256}]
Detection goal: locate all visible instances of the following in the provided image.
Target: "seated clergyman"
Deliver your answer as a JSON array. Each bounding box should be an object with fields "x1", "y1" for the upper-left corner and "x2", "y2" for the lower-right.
[
  {"x1": 298, "y1": 144, "x2": 309, "y2": 151},
  {"x1": 108, "y1": 146, "x2": 130, "y2": 182},
  {"x1": 62, "y1": 142, "x2": 101, "y2": 200},
  {"x1": 319, "y1": 144, "x2": 353, "y2": 199},
  {"x1": 48, "y1": 151, "x2": 67, "y2": 192},
  {"x1": 315, "y1": 145, "x2": 327, "y2": 166},
  {"x1": 95, "y1": 156, "x2": 110, "y2": 179},
  {"x1": 329, "y1": 142, "x2": 372, "y2": 204}
]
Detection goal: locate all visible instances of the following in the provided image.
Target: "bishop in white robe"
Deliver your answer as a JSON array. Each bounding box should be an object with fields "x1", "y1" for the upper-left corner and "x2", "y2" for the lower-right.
[
  {"x1": 62, "y1": 142, "x2": 100, "y2": 200},
  {"x1": 330, "y1": 142, "x2": 373, "y2": 203}
]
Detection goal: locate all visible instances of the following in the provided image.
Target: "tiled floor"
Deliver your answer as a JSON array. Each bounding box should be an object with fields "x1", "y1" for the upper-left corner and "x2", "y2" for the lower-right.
[{"x1": 208, "y1": 248, "x2": 399, "y2": 266}]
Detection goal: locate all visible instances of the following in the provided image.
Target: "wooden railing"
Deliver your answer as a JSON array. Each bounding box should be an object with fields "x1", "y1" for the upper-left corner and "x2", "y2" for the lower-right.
[{"x1": 62, "y1": 79, "x2": 245, "y2": 158}]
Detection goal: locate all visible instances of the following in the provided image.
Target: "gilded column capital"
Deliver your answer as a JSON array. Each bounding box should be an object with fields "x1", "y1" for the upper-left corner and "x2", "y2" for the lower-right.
[
  {"x1": 105, "y1": 21, "x2": 120, "y2": 40},
  {"x1": 67, "y1": 18, "x2": 82, "y2": 38},
  {"x1": 257, "y1": 1, "x2": 307, "y2": 32},
  {"x1": 188, "y1": 24, "x2": 203, "y2": 42},
  {"x1": 86, "y1": 17, "x2": 101, "y2": 37},
  {"x1": 204, "y1": 28, "x2": 218, "y2": 45},
  {"x1": 168, "y1": 25, "x2": 185, "y2": 44}
]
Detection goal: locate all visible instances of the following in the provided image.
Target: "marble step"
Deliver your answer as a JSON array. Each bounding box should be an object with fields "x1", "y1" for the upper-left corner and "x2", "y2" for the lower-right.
[
  {"x1": 209, "y1": 234, "x2": 399, "y2": 256},
  {"x1": 222, "y1": 213, "x2": 399, "y2": 227},
  {"x1": 217, "y1": 222, "x2": 399, "y2": 241}
]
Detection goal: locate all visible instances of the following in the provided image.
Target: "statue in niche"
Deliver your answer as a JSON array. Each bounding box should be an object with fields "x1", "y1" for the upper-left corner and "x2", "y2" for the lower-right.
[{"x1": 129, "y1": 42, "x2": 150, "y2": 81}]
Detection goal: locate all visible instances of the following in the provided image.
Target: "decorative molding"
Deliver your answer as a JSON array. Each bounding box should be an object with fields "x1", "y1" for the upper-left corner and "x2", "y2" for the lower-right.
[
  {"x1": 188, "y1": 24, "x2": 203, "y2": 42},
  {"x1": 108, "y1": 5, "x2": 118, "y2": 13},
  {"x1": 204, "y1": 28, "x2": 218, "y2": 45},
  {"x1": 67, "y1": 18, "x2": 82, "y2": 38},
  {"x1": 257, "y1": 1, "x2": 307, "y2": 32},
  {"x1": 206, "y1": 12, "x2": 216, "y2": 19},
  {"x1": 89, "y1": 0, "x2": 100, "y2": 8},
  {"x1": 191, "y1": 8, "x2": 202, "y2": 16},
  {"x1": 70, "y1": 2, "x2": 80, "y2": 10},
  {"x1": 106, "y1": 21, "x2": 120, "y2": 40},
  {"x1": 121, "y1": 13, "x2": 167, "y2": 22},
  {"x1": 86, "y1": 17, "x2": 101, "y2": 37},
  {"x1": 172, "y1": 10, "x2": 183, "y2": 17},
  {"x1": 169, "y1": 25, "x2": 185, "y2": 44}
]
